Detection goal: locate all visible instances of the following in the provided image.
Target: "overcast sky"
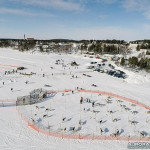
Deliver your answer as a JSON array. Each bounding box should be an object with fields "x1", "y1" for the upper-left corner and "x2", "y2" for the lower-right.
[{"x1": 0, "y1": 0, "x2": 150, "y2": 41}]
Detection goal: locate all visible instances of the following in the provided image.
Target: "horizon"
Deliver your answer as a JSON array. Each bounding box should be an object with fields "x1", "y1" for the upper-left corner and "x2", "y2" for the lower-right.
[
  {"x1": 0, "y1": 38, "x2": 150, "y2": 42},
  {"x1": 0, "y1": 0, "x2": 150, "y2": 40}
]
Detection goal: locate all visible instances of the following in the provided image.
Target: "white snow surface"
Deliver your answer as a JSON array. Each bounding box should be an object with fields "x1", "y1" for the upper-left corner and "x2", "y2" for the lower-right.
[{"x1": 0, "y1": 48, "x2": 150, "y2": 150}]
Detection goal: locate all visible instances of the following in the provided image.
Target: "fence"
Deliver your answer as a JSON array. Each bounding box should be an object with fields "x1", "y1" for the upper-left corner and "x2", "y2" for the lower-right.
[
  {"x1": 0, "y1": 99, "x2": 17, "y2": 107},
  {"x1": 77, "y1": 89, "x2": 150, "y2": 110},
  {"x1": 16, "y1": 89, "x2": 150, "y2": 141},
  {"x1": 0, "y1": 64, "x2": 20, "y2": 70}
]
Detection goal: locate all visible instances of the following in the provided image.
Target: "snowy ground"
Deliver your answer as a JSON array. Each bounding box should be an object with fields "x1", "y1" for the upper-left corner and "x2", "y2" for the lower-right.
[
  {"x1": 0, "y1": 48, "x2": 150, "y2": 150},
  {"x1": 18, "y1": 91, "x2": 150, "y2": 138}
]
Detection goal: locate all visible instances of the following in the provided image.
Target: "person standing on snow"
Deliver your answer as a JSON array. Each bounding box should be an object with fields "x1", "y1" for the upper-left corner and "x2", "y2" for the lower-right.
[
  {"x1": 80, "y1": 97, "x2": 83, "y2": 104},
  {"x1": 11, "y1": 88, "x2": 13, "y2": 92},
  {"x1": 92, "y1": 102, "x2": 95, "y2": 107}
]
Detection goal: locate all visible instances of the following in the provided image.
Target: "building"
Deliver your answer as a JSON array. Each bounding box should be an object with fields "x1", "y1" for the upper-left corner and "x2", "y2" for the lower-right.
[{"x1": 27, "y1": 38, "x2": 34, "y2": 41}]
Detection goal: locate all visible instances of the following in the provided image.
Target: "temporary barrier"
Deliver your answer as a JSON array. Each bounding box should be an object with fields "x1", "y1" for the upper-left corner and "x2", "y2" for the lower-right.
[
  {"x1": 0, "y1": 99, "x2": 17, "y2": 107},
  {"x1": 0, "y1": 99, "x2": 17, "y2": 102},
  {"x1": 77, "y1": 89, "x2": 150, "y2": 110},
  {"x1": 0, "y1": 64, "x2": 19, "y2": 68},
  {"x1": 16, "y1": 89, "x2": 150, "y2": 141},
  {"x1": 0, "y1": 66, "x2": 13, "y2": 70},
  {"x1": 0, "y1": 64, "x2": 20, "y2": 70},
  {"x1": 0, "y1": 102, "x2": 16, "y2": 107}
]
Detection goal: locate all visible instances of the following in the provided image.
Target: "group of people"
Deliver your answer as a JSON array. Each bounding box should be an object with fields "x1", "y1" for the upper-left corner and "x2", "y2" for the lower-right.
[
  {"x1": 80, "y1": 97, "x2": 95, "y2": 107},
  {"x1": 4, "y1": 69, "x2": 17, "y2": 75}
]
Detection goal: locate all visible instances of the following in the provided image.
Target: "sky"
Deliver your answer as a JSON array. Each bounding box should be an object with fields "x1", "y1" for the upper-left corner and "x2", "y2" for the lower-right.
[{"x1": 0, "y1": 0, "x2": 150, "y2": 41}]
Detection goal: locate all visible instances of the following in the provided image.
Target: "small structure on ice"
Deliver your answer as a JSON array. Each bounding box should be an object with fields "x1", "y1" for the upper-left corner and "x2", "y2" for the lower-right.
[{"x1": 16, "y1": 88, "x2": 48, "y2": 105}]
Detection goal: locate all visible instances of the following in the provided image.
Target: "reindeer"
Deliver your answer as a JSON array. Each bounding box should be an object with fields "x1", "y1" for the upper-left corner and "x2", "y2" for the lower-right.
[
  {"x1": 72, "y1": 127, "x2": 75, "y2": 131},
  {"x1": 100, "y1": 128, "x2": 104, "y2": 135},
  {"x1": 131, "y1": 110, "x2": 137, "y2": 115},
  {"x1": 116, "y1": 129, "x2": 119, "y2": 136},
  {"x1": 128, "y1": 120, "x2": 136, "y2": 125},
  {"x1": 105, "y1": 99, "x2": 111, "y2": 104},
  {"x1": 91, "y1": 84, "x2": 97, "y2": 87},
  {"x1": 110, "y1": 129, "x2": 119, "y2": 137},
  {"x1": 98, "y1": 103, "x2": 103, "y2": 107},
  {"x1": 124, "y1": 107, "x2": 128, "y2": 111},
  {"x1": 45, "y1": 108, "x2": 50, "y2": 112},
  {"x1": 147, "y1": 111, "x2": 150, "y2": 114},
  {"x1": 64, "y1": 128, "x2": 66, "y2": 131},
  {"x1": 117, "y1": 100, "x2": 122, "y2": 103},
  {"x1": 35, "y1": 106, "x2": 39, "y2": 109},
  {"x1": 79, "y1": 120, "x2": 82, "y2": 125},
  {"x1": 31, "y1": 118, "x2": 35, "y2": 123},
  {"x1": 120, "y1": 104, "x2": 123, "y2": 108},
  {"x1": 93, "y1": 110, "x2": 96, "y2": 113},
  {"x1": 43, "y1": 114, "x2": 48, "y2": 118},
  {"x1": 107, "y1": 110, "x2": 113, "y2": 114},
  {"x1": 99, "y1": 120, "x2": 102, "y2": 124},
  {"x1": 112, "y1": 118, "x2": 118, "y2": 122},
  {"x1": 62, "y1": 117, "x2": 66, "y2": 122},
  {"x1": 131, "y1": 103, "x2": 136, "y2": 107},
  {"x1": 138, "y1": 131, "x2": 145, "y2": 137}
]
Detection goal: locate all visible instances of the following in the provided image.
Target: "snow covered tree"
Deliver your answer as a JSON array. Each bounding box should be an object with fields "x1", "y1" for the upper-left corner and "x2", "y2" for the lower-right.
[
  {"x1": 120, "y1": 57, "x2": 125, "y2": 66},
  {"x1": 136, "y1": 45, "x2": 140, "y2": 51}
]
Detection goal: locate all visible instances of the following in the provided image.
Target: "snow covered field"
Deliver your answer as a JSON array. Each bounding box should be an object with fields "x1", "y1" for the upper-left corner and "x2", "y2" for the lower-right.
[{"x1": 0, "y1": 48, "x2": 150, "y2": 150}]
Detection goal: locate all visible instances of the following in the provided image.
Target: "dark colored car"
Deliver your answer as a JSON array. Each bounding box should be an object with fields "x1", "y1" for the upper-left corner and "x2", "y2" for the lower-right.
[
  {"x1": 108, "y1": 70, "x2": 116, "y2": 75},
  {"x1": 114, "y1": 73, "x2": 125, "y2": 79}
]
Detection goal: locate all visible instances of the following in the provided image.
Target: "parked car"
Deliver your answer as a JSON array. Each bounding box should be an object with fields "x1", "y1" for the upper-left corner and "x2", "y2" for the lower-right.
[
  {"x1": 87, "y1": 66, "x2": 95, "y2": 69},
  {"x1": 111, "y1": 65, "x2": 115, "y2": 69},
  {"x1": 108, "y1": 70, "x2": 116, "y2": 75},
  {"x1": 104, "y1": 69, "x2": 108, "y2": 73},
  {"x1": 114, "y1": 73, "x2": 125, "y2": 79},
  {"x1": 96, "y1": 57, "x2": 101, "y2": 59},
  {"x1": 97, "y1": 64, "x2": 101, "y2": 66},
  {"x1": 102, "y1": 59, "x2": 107, "y2": 62},
  {"x1": 118, "y1": 70, "x2": 125, "y2": 74},
  {"x1": 94, "y1": 69, "x2": 100, "y2": 72},
  {"x1": 90, "y1": 62, "x2": 97, "y2": 64},
  {"x1": 100, "y1": 70, "x2": 104, "y2": 73}
]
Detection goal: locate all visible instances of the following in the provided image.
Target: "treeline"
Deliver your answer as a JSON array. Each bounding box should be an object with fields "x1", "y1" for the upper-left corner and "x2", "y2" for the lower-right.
[
  {"x1": 88, "y1": 43, "x2": 128, "y2": 55},
  {"x1": 18, "y1": 41, "x2": 36, "y2": 51},
  {"x1": 120, "y1": 57, "x2": 150, "y2": 71},
  {"x1": 137, "y1": 43, "x2": 150, "y2": 51},
  {"x1": 0, "y1": 38, "x2": 126, "y2": 46},
  {"x1": 130, "y1": 39, "x2": 150, "y2": 44},
  {"x1": 88, "y1": 43, "x2": 119, "y2": 54}
]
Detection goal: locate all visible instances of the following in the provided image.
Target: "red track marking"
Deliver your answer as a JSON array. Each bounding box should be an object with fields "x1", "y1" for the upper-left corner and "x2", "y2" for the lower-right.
[{"x1": 0, "y1": 64, "x2": 19, "y2": 68}]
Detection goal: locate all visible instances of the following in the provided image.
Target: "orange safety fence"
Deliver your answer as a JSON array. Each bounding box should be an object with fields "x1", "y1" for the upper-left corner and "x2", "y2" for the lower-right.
[
  {"x1": 16, "y1": 104, "x2": 150, "y2": 141},
  {"x1": 16, "y1": 89, "x2": 150, "y2": 141},
  {"x1": 0, "y1": 99, "x2": 17, "y2": 107},
  {"x1": 77, "y1": 89, "x2": 150, "y2": 110},
  {"x1": 0, "y1": 64, "x2": 19, "y2": 68},
  {"x1": 0, "y1": 66, "x2": 14, "y2": 70},
  {"x1": 0, "y1": 99, "x2": 17, "y2": 102}
]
